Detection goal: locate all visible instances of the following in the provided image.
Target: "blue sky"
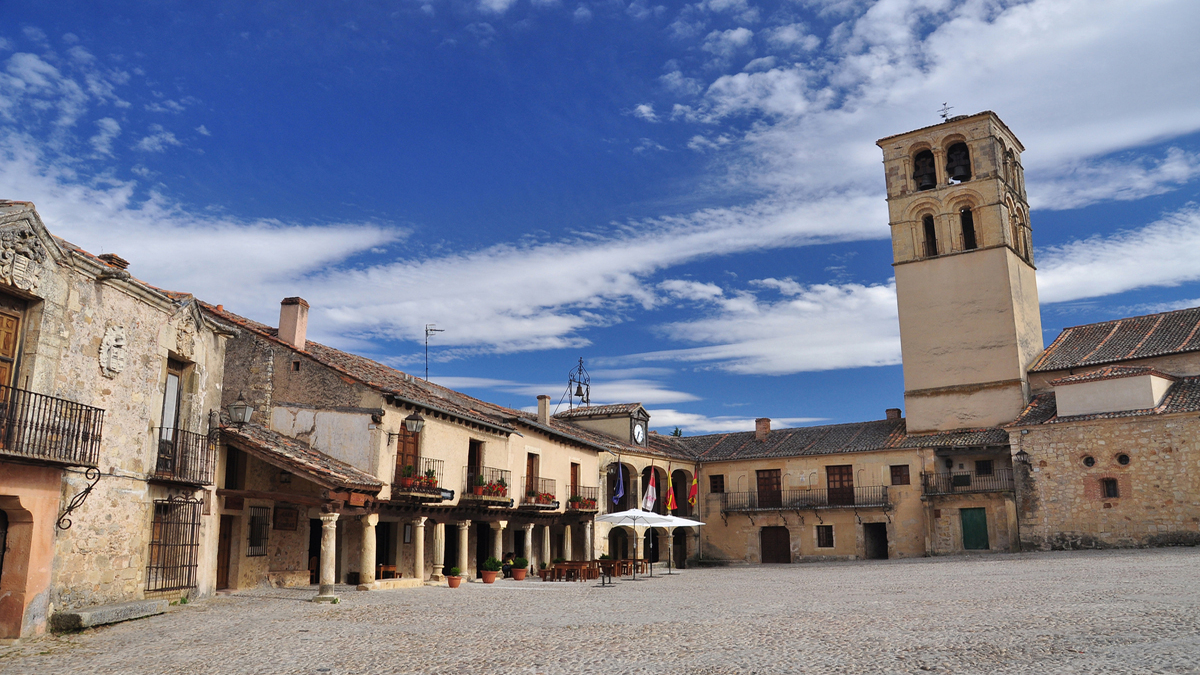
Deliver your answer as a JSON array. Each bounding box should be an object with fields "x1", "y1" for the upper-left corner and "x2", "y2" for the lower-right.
[{"x1": 2, "y1": 0, "x2": 1199, "y2": 433}]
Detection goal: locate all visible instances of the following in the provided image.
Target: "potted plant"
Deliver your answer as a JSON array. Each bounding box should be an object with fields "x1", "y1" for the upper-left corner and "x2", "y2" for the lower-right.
[
  {"x1": 424, "y1": 467, "x2": 438, "y2": 489},
  {"x1": 583, "y1": 498, "x2": 597, "y2": 509},
  {"x1": 568, "y1": 494, "x2": 582, "y2": 508},
  {"x1": 511, "y1": 557, "x2": 528, "y2": 581},
  {"x1": 497, "y1": 477, "x2": 508, "y2": 496},
  {"x1": 481, "y1": 556, "x2": 503, "y2": 583},
  {"x1": 474, "y1": 475, "x2": 486, "y2": 495},
  {"x1": 537, "y1": 492, "x2": 554, "y2": 505},
  {"x1": 446, "y1": 566, "x2": 463, "y2": 588},
  {"x1": 400, "y1": 465, "x2": 415, "y2": 488}
]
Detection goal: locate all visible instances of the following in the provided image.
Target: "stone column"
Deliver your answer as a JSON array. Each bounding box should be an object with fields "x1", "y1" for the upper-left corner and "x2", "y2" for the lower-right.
[
  {"x1": 523, "y1": 524, "x2": 534, "y2": 569},
  {"x1": 412, "y1": 517, "x2": 427, "y2": 581},
  {"x1": 457, "y1": 520, "x2": 470, "y2": 576},
  {"x1": 313, "y1": 512, "x2": 339, "y2": 603},
  {"x1": 491, "y1": 521, "x2": 507, "y2": 560},
  {"x1": 358, "y1": 513, "x2": 379, "y2": 589},
  {"x1": 584, "y1": 521, "x2": 593, "y2": 561},
  {"x1": 541, "y1": 524, "x2": 552, "y2": 567},
  {"x1": 430, "y1": 522, "x2": 446, "y2": 581},
  {"x1": 563, "y1": 524, "x2": 573, "y2": 561}
]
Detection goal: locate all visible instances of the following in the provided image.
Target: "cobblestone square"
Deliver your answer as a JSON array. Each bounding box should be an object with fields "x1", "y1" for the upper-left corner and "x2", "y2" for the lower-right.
[{"x1": 2, "y1": 548, "x2": 1197, "y2": 674}]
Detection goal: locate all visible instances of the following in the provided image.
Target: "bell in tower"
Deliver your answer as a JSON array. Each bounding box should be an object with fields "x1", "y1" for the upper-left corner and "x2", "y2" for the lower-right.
[{"x1": 876, "y1": 111, "x2": 1043, "y2": 433}]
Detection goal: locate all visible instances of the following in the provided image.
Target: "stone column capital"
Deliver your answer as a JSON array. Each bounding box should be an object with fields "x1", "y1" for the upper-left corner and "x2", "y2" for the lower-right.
[
  {"x1": 458, "y1": 520, "x2": 471, "y2": 531},
  {"x1": 319, "y1": 512, "x2": 340, "y2": 526},
  {"x1": 522, "y1": 522, "x2": 535, "y2": 532},
  {"x1": 491, "y1": 520, "x2": 507, "y2": 531},
  {"x1": 361, "y1": 513, "x2": 379, "y2": 526},
  {"x1": 412, "y1": 516, "x2": 427, "y2": 527}
]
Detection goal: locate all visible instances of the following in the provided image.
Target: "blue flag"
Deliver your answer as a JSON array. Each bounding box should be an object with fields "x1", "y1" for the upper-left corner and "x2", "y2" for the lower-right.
[{"x1": 613, "y1": 463, "x2": 624, "y2": 505}]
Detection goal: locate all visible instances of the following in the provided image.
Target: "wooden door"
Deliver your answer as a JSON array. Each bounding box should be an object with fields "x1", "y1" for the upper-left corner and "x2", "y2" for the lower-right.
[
  {"x1": 756, "y1": 469, "x2": 782, "y2": 508},
  {"x1": 827, "y1": 465, "x2": 854, "y2": 506},
  {"x1": 570, "y1": 463, "x2": 580, "y2": 497},
  {"x1": 396, "y1": 429, "x2": 419, "y2": 482},
  {"x1": 960, "y1": 508, "x2": 990, "y2": 550},
  {"x1": 216, "y1": 515, "x2": 233, "y2": 589},
  {"x1": 0, "y1": 312, "x2": 20, "y2": 389},
  {"x1": 760, "y1": 526, "x2": 791, "y2": 564},
  {"x1": 526, "y1": 453, "x2": 538, "y2": 496}
]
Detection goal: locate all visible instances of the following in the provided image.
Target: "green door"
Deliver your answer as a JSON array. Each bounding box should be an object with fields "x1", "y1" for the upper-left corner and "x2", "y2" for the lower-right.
[{"x1": 960, "y1": 508, "x2": 990, "y2": 550}]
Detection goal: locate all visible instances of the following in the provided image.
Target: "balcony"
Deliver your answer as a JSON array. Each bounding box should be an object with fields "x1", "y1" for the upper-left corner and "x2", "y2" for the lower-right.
[
  {"x1": 519, "y1": 476, "x2": 558, "y2": 510},
  {"x1": 565, "y1": 485, "x2": 599, "y2": 512},
  {"x1": 392, "y1": 457, "x2": 445, "y2": 501},
  {"x1": 153, "y1": 428, "x2": 217, "y2": 485},
  {"x1": 461, "y1": 465, "x2": 512, "y2": 506},
  {"x1": 922, "y1": 469, "x2": 1014, "y2": 496},
  {"x1": 0, "y1": 384, "x2": 104, "y2": 468},
  {"x1": 721, "y1": 486, "x2": 890, "y2": 513}
]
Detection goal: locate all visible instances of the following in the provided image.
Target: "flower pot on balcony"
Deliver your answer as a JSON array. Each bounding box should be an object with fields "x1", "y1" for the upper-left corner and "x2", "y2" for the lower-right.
[
  {"x1": 447, "y1": 576, "x2": 462, "y2": 588},
  {"x1": 400, "y1": 478, "x2": 414, "y2": 489},
  {"x1": 473, "y1": 486, "x2": 484, "y2": 495},
  {"x1": 481, "y1": 570, "x2": 498, "y2": 584},
  {"x1": 511, "y1": 568, "x2": 527, "y2": 581}
]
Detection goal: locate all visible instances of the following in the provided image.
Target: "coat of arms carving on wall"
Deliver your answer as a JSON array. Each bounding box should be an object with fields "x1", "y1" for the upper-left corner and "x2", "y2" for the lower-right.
[
  {"x1": 0, "y1": 223, "x2": 48, "y2": 292},
  {"x1": 176, "y1": 315, "x2": 196, "y2": 359},
  {"x1": 99, "y1": 325, "x2": 127, "y2": 378}
]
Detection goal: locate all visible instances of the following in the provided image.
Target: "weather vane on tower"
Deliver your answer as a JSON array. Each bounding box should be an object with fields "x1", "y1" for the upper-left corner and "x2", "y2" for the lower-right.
[{"x1": 939, "y1": 102, "x2": 954, "y2": 121}]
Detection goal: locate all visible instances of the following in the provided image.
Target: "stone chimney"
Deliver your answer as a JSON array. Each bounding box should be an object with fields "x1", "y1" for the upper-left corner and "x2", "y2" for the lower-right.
[
  {"x1": 755, "y1": 417, "x2": 770, "y2": 441},
  {"x1": 98, "y1": 253, "x2": 130, "y2": 270},
  {"x1": 278, "y1": 297, "x2": 309, "y2": 350},
  {"x1": 537, "y1": 395, "x2": 551, "y2": 425},
  {"x1": 886, "y1": 408, "x2": 902, "y2": 420}
]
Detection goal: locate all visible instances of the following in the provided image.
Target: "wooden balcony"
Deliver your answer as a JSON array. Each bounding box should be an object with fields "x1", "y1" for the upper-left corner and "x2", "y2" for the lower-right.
[
  {"x1": 720, "y1": 486, "x2": 890, "y2": 512},
  {"x1": 0, "y1": 384, "x2": 104, "y2": 468},
  {"x1": 922, "y1": 469, "x2": 1014, "y2": 496},
  {"x1": 153, "y1": 427, "x2": 217, "y2": 486}
]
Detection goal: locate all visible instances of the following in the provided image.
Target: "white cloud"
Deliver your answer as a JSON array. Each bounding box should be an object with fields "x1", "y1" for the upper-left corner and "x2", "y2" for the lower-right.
[
  {"x1": 195, "y1": 124, "x2": 211, "y2": 136},
  {"x1": 632, "y1": 103, "x2": 658, "y2": 122},
  {"x1": 478, "y1": 0, "x2": 518, "y2": 13},
  {"x1": 573, "y1": 5, "x2": 593, "y2": 22},
  {"x1": 1030, "y1": 148, "x2": 1200, "y2": 211},
  {"x1": 763, "y1": 23, "x2": 820, "y2": 52},
  {"x1": 659, "y1": 279, "x2": 723, "y2": 301},
  {"x1": 696, "y1": 0, "x2": 759, "y2": 23},
  {"x1": 743, "y1": 56, "x2": 776, "y2": 72},
  {"x1": 133, "y1": 124, "x2": 182, "y2": 152},
  {"x1": 633, "y1": 137, "x2": 667, "y2": 153},
  {"x1": 465, "y1": 22, "x2": 497, "y2": 45},
  {"x1": 88, "y1": 117, "x2": 120, "y2": 156},
  {"x1": 702, "y1": 27, "x2": 754, "y2": 60},
  {"x1": 660, "y1": 70, "x2": 702, "y2": 97},
  {"x1": 647, "y1": 409, "x2": 824, "y2": 434},
  {"x1": 431, "y1": 375, "x2": 700, "y2": 405},
  {"x1": 146, "y1": 99, "x2": 186, "y2": 114},
  {"x1": 1038, "y1": 205, "x2": 1200, "y2": 305}
]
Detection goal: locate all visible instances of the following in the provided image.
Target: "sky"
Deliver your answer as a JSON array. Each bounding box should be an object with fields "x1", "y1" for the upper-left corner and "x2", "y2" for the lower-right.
[{"x1": 2, "y1": 0, "x2": 1199, "y2": 435}]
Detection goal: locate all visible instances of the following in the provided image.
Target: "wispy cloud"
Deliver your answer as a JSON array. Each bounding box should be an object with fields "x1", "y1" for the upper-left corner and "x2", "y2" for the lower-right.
[
  {"x1": 1030, "y1": 148, "x2": 1200, "y2": 211},
  {"x1": 647, "y1": 409, "x2": 824, "y2": 434},
  {"x1": 133, "y1": 124, "x2": 182, "y2": 152}
]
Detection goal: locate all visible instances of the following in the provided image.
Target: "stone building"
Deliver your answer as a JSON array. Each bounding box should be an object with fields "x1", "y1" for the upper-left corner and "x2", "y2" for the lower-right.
[{"x1": 0, "y1": 201, "x2": 228, "y2": 639}]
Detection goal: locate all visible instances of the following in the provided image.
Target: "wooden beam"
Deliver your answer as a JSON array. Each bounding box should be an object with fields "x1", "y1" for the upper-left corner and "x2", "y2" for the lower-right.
[{"x1": 216, "y1": 489, "x2": 330, "y2": 507}]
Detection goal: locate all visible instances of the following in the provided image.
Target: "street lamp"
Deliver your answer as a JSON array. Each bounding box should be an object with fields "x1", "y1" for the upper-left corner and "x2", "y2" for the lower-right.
[
  {"x1": 228, "y1": 392, "x2": 254, "y2": 427},
  {"x1": 404, "y1": 412, "x2": 426, "y2": 434}
]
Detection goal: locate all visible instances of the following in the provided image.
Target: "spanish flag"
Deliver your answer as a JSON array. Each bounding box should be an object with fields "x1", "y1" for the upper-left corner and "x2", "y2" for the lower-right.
[
  {"x1": 665, "y1": 474, "x2": 677, "y2": 512},
  {"x1": 687, "y1": 476, "x2": 698, "y2": 506}
]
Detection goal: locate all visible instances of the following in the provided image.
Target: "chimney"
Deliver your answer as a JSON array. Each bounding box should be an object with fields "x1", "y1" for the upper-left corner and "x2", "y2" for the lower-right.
[
  {"x1": 278, "y1": 297, "x2": 309, "y2": 350},
  {"x1": 97, "y1": 253, "x2": 130, "y2": 270},
  {"x1": 755, "y1": 417, "x2": 770, "y2": 442},
  {"x1": 886, "y1": 408, "x2": 902, "y2": 420},
  {"x1": 537, "y1": 395, "x2": 550, "y2": 425}
]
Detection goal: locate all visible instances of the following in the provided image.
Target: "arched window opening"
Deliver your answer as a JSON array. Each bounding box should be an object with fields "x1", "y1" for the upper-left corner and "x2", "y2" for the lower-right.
[
  {"x1": 912, "y1": 150, "x2": 936, "y2": 191},
  {"x1": 922, "y1": 215, "x2": 938, "y2": 257},
  {"x1": 947, "y1": 143, "x2": 971, "y2": 182},
  {"x1": 960, "y1": 208, "x2": 977, "y2": 250},
  {"x1": 1011, "y1": 217, "x2": 1022, "y2": 257}
]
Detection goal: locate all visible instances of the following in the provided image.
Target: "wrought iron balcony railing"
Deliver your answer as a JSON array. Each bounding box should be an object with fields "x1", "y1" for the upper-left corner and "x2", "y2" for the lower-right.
[
  {"x1": 394, "y1": 456, "x2": 445, "y2": 496},
  {"x1": 462, "y1": 465, "x2": 512, "y2": 502},
  {"x1": 154, "y1": 427, "x2": 217, "y2": 485},
  {"x1": 0, "y1": 384, "x2": 104, "y2": 467},
  {"x1": 565, "y1": 485, "x2": 599, "y2": 511},
  {"x1": 721, "y1": 486, "x2": 890, "y2": 512},
  {"x1": 521, "y1": 476, "x2": 557, "y2": 507},
  {"x1": 922, "y1": 469, "x2": 1014, "y2": 496}
]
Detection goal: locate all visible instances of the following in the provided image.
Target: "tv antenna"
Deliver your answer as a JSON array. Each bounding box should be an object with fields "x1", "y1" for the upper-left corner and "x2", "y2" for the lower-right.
[
  {"x1": 939, "y1": 102, "x2": 953, "y2": 121},
  {"x1": 424, "y1": 324, "x2": 444, "y2": 381},
  {"x1": 559, "y1": 357, "x2": 591, "y2": 410}
]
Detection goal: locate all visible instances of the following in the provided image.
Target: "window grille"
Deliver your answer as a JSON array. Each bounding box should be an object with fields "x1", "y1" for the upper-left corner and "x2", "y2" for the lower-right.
[
  {"x1": 816, "y1": 525, "x2": 834, "y2": 548},
  {"x1": 146, "y1": 497, "x2": 202, "y2": 592},
  {"x1": 890, "y1": 465, "x2": 911, "y2": 486},
  {"x1": 709, "y1": 475, "x2": 725, "y2": 494},
  {"x1": 247, "y1": 506, "x2": 271, "y2": 557}
]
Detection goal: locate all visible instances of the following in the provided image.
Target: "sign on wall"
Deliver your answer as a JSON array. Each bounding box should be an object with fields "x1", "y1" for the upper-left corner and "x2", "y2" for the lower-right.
[{"x1": 273, "y1": 506, "x2": 299, "y2": 531}]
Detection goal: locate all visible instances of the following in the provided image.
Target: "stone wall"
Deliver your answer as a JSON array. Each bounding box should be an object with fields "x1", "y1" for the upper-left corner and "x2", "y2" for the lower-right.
[{"x1": 1016, "y1": 414, "x2": 1200, "y2": 549}]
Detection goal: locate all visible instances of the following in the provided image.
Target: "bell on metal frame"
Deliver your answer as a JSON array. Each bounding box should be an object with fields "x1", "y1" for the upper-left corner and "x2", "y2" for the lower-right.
[
  {"x1": 574, "y1": 383, "x2": 585, "y2": 398},
  {"x1": 946, "y1": 144, "x2": 971, "y2": 182},
  {"x1": 912, "y1": 151, "x2": 936, "y2": 191}
]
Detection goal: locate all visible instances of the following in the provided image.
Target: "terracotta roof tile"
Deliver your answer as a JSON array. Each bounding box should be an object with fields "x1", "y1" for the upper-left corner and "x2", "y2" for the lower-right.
[
  {"x1": 1049, "y1": 365, "x2": 1175, "y2": 387},
  {"x1": 554, "y1": 403, "x2": 645, "y2": 419},
  {"x1": 222, "y1": 421, "x2": 383, "y2": 492},
  {"x1": 1031, "y1": 306, "x2": 1200, "y2": 372},
  {"x1": 1010, "y1": 376, "x2": 1200, "y2": 426}
]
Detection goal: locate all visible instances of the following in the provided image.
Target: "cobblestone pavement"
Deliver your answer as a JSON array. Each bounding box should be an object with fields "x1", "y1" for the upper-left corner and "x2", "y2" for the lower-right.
[{"x1": 2, "y1": 548, "x2": 1198, "y2": 674}]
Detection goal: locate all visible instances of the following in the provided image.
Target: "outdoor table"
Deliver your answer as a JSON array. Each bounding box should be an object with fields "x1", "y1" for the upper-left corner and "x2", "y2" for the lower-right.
[{"x1": 598, "y1": 560, "x2": 619, "y2": 577}]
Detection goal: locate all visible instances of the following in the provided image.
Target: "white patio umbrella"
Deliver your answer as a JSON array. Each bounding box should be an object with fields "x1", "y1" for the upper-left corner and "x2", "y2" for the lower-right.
[
  {"x1": 594, "y1": 508, "x2": 674, "y2": 580},
  {"x1": 654, "y1": 513, "x2": 704, "y2": 575}
]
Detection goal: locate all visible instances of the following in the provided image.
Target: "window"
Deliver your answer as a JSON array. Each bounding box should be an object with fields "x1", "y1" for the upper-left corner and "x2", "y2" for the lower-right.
[
  {"x1": 816, "y1": 525, "x2": 834, "y2": 548},
  {"x1": 146, "y1": 497, "x2": 203, "y2": 592},
  {"x1": 291, "y1": 360, "x2": 301, "y2": 372},
  {"x1": 709, "y1": 475, "x2": 725, "y2": 494},
  {"x1": 890, "y1": 465, "x2": 910, "y2": 486},
  {"x1": 946, "y1": 142, "x2": 971, "y2": 182},
  {"x1": 247, "y1": 506, "x2": 271, "y2": 557},
  {"x1": 961, "y1": 208, "x2": 977, "y2": 250},
  {"x1": 1082, "y1": 456, "x2": 1096, "y2": 468},
  {"x1": 974, "y1": 460, "x2": 993, "y2": 476},
  {"x1": 1101, "y1": 478, "x2": 1120, "y2": 499},
  {"x1": 923, "y1": 215, "x2": 938, "y2": 257},
  {"x1": 1117, "y1": 454, "x2": 1131, "y2": 466},
  {"x1": 224, "y1": 447, "x2": 244, "y2": 490}
]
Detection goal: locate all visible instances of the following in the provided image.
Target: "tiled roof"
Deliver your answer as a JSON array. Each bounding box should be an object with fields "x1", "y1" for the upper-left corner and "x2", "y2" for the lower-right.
[
  {"x1": 895, "y1": 427, "x2": 1010, "y2": 448},
  {"x1": 1049, "y1": 366, "x2": 1176, "y2": 387},
  {"x1": 554, "y1": 403, "x2": 645, "y2": 419},
  {"x1": 222, "y1": 421, "x2": 383, "y2": 492},
  {"x1": 1010, "y1": 376, "x2": 1200, "y2": 426},
  {"x1": 1030, "y1": 306, "x2": 1200, "y2": 373},
  {"x1": 198, "y1": 302, "x2": 672, "y2": 458}
]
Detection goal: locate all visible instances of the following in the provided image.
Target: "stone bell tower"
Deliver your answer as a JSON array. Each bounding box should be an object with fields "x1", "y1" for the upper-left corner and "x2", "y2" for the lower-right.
[{"x1": 877, "y1": 111, "x2": 1043, "y2": 433}]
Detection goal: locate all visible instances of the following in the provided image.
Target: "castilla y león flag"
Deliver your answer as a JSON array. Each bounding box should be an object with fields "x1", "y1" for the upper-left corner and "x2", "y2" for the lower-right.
[{"x1": 642, "y1": 470, "x2": 657, "y2": 511}]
